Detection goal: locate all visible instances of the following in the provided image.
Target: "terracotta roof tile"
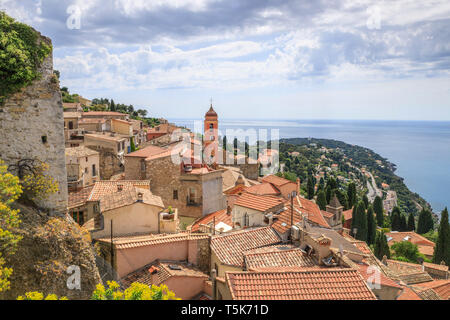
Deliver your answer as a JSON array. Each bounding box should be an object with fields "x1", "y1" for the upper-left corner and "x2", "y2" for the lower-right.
[
  {"x1": 100, "y1": 187, "x2": 164, "y2": 212},
  {"x1": 397, "y1": 286, "x2": 422, "y2": 300},
  {"x1": 246, "y1": 183, "x2": 281, "y2": 196},
  {"x1": 413, "y1": 279, "x2": 450, "y2": 300},
  {"x1": 211, "y1": 227, "x2": 281, "y2": 267},
  {"x1": 226, "y1": 269, "x2": 376, "y2": 300},
  {"x1": 386, "y1": 231, "x2": 435, "y2": 248},
  {"x1": 234, "y1": 192, "x2": 284, "y2": 212},
  {"x1": 68, "y1": 186, "x2": 93, "y2": 209},
  {"x1": 65, "y1": 146, "x2": 99, "y2": 158},
  {"x1": 423, "y1": 261, "x2": 449, "y2": 272},
  {"x1": 88, "y1": 180, "x2": 150, "y2": 202},
  {"x1": 244, "y1": 245, "x2": 317, "y2": 270},
  {"x1": 356, "y1": 263, "x2": 402, "y2": 289},
  {"x1": 261, "y1": 174, "x2": 295, "y2": 187},
  {"x1": 98, "y1": 232, "x2": 209, "y2": 250},
  {"x1": 190, "y1": 209, "x2": 232, "y2": 233},
  {"x1": 343, "y1": 208, "x2": 353, "y2": 221},
  {"x1": 386, "y1": 260, "x2": 433, "y2": 285}
]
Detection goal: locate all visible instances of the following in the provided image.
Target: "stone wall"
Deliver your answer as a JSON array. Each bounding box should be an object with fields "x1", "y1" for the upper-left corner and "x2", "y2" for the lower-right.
[{"x1": 0, "y1": 34, "x2": 68, "y2": 214}]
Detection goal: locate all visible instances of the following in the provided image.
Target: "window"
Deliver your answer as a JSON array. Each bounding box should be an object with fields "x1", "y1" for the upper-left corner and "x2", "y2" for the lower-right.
[
  {"x1": 86, "y1": 157, "x2": 88, "y2": 162},
  {"x1": 85, "y1": 167, "x2": 88, "y2": 174},
  {"x1": 71, "y1": 211, "x2": 85, "y2": 225},
  {"x1": 68, "y1": 121, "x2": 74, "y2": 130},
  {"x1": 122, "y1": 141, "x2": 125, "y2": 150},
  {"x1": 140, "y1": 160, "x2": 146, "y2": 172},
  {"x1": 118, "y1": 143, "x2": 121, "y2": 152},
  {"x1": 173, "y1": 190, "x2": 178, "y2": 200},
  {"x1": 41, "y1": 136, "x2": 47, "y2": 144},
  {"x1": 210, "y1": 135, "x2": 214, "y2": 141},
  {"x1": 92, "y1": 164, "x2": 96, "y2": 177}
]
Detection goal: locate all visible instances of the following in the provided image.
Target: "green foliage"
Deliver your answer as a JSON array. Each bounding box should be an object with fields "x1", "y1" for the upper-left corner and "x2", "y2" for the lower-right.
[
  {"x1": 422, "y1": 230, "x2": 438, "y2": 243},
  {"x1": 407, "y1": 212, "x2": 415, "y2": 231},
  {"x1": 91, "y1": 281, "x2": 180, "y2": 300},
  {"x1": 306, "y1": 175, "x2": 314, "y2": 200},
  {"x1": 347, "y1": 182, "x2": 357, "y2": 209},
  {"x1": 130, "y1": 137, "x2": 136, "y2": 153},
  {"x1": 433, "y1": 208, "x2": 450, "y2": 266},
  {"x1": 0, "y1": 161, "x2": 23, "y2": 293},
  {"x1": 335, "y1": 189, "x2": 349, "y2": 210},
  {"x1": 391, "y1": 241, "x2": 421, "y2": 263},
  {"x1": 373, "y1": 196, "x2": 384, "y2": 227},
  {"x1": 351, "y1": 201, "x2": 367, "y2": 241},
  {"x1": 316, "y1": 190, "x2": 327, "y2": 211},
  {"x1": 362, "y1": 194, "x2": 369, "y2": 210},
  {"x1": 366, "y1": 205, "x2": 376, "y2": 245},
  {"x1": 417, "y1": 208, "x2": 434, "y2": 234},
  {"x1": 391, "y1": 207, "x2": 408, "y2": 231},
  {"x1": 0, "y1": 12, "x2": 51, "y2": 105},
  {"x1": 374, "y1": 231, "x2": 390, "y2": 260}
]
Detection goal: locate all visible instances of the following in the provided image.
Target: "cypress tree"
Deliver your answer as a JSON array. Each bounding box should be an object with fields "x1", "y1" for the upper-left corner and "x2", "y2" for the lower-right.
[
  {"x1": 374, "y1": 231, "x2": 390, "y2": 260},
  {"x1": 335, "y1": 189, "x2": 349, "y2": 210},
  {"x1": 362, "y1": 194, "x2": 369, "y2": 210},
  {"x1": 391, "y1": 207, "x2": 402, "y2": 231},
  {"x1": 433, "y1": 208, "x2": 450, "y2": 266},
  {"x1": 110, "y1": 99, "x2": 116, "y2": 111},
  {"x1": 367, "y1": 205, "x2": 376, "y2": 245},
  {"x1": 317, "y1": 178, "x2": 325, "y2": 194},
  {"x1": 353, "y1": 201, "x2": 368, "y2": 242},
  {"x1": 325, "y1": 185, "x2": 332, "y2": 204},
  {"x1": 347, "y1": 182, "x2": 357, "y2": 209},
  {"x1": 407, "y1": 212, "x2": 415, "y2": 231},
  {"x1": 373, "y1": 196, "x2": 384, "y2": 227},
  {"x1": 400, "y1": 214, "x2": 407, "y2": 232},
  {"x1": 417, "y1": 209, "x2": 434, "y2": 234},
  {"x1": 316, "y1": 190, "x2": 327, "y2": 211},
  {"x1": 307, "y1": 176, "x2": 315, "y2": 200}
]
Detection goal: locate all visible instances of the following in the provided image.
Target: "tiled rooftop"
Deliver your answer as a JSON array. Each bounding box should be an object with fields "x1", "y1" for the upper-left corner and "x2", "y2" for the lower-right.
[
  {"x1": 343, "y1": 209, "x2": 353, "y2": 221},
  {"x1": 190, "y1": 209, "x2": 231, "y2": 233},
  {"x1": 68, "y1": 186, "x2": 94, "y2": 209},
  {"x1": 386, "y1": 231, "x2": 435, "y2": 247},
  {"x1": 97, "y1": 232, "x2": 209, "y2": 250},
  {"x1": 243, "y1": 245, "x2": 317, "y2": 270},
  {"x1": 211, "y1": 227, "x2": 281, "y2": 267},
  {"x1": 356, "y1": 263, "x2": 402, "y2": 289},
  {"x1": 272, "y1": 197, "x2": 331, "y2": 234},
  {"x1": 84, "y1": 133, "x2": 126, "y2": 142},
  {"x1": 100, "y1": 187, "x2": 164, "y2": 212},
  {"x1": 423, "y1": 261, "x2": 449, "y2": 272},
  {"x1": 226, "y1": 269, "x2": 376, "y2": 300},
  {"x1": 262, "y1": 174, "x2": 296, "y2": 187},
  {"x1": 65, "y1": 146, "x2": 99, "y2": 158},
  {"x1": 234, "y1": 192, "x2": 284, "y2": 212},
  {"x1": 88, "y1": 180, "x2": 150, "y2": 202},
  {"x1": 245, "y1": 183, "x2": 281, "y2": 196},
  {"x1": 413, "y1": 279, "x2": 450, "y2": 300},
  {"x1": 386, "y1": 260, "x2": 433, "y2": 285}
]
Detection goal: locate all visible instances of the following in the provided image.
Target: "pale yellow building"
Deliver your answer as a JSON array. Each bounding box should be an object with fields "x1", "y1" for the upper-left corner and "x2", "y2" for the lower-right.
[{"x1": 65, "y1": 146, "x2": 100, "y2": 191}]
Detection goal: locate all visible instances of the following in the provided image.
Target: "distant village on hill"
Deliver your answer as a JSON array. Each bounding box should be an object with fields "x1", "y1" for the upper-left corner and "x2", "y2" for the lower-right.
[{"x1": 0, "y1": 11, "x2": 449, "y2": 301}]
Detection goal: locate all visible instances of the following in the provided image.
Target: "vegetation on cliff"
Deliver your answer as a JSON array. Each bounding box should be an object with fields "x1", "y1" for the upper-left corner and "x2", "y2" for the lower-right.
[
  {"x1": 0, "y1": 12, "x2": 51, "y2": 105},
  {"x1": 279, "y1": 138, "x2": 431, "y2": 216}
]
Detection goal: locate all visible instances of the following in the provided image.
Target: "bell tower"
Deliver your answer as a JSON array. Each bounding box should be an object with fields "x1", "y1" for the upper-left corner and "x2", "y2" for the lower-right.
[{"x1": 204, "y1": 101, "x2": 219, "y2": 164}]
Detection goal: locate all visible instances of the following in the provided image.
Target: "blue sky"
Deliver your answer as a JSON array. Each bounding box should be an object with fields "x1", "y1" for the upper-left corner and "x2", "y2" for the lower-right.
[{"x1": 2, "y1": 0, "x2": 450, "y2": 120}]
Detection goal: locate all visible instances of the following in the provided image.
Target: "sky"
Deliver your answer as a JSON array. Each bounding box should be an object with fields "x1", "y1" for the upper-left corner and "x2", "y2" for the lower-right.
[{"x1": 2, "y1": 0, "x2": 450, "y2": 120}]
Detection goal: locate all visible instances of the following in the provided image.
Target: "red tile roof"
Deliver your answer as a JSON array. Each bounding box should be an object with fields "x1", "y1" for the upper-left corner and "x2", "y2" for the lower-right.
[
  {"x1": 343, "y1": 208, "x2": 353, "y2": 221},
  {"x1": 386, "y1": 231, "x2": 435, "y2": 247},
  {"x1": 211, "y1": 227, "x2": 281, "y2": 267},
  {"x1": 246, "y1": 183, "x2": 281, "y2": 196},
  {"x1": 234, "y1": 192, "x2": 284, "y2": 212},
  {"x1": 97, "y1": 232, "x2": 209, "y2": 250},
  {"x1": 68, "y1": 186, "x2": 94, "y2": 209},
  {"x1": 223, "y1": 184, "x2": 248, "y2": 195},
  {"x1": 226, "y1": 269, "x2": 376, "y2": 300},
  {"x1": 397, "y1": 286, "x2": 422, "y2": 300},
  {"x1": 413, "y1": 279, "x2": 450, "y2": 300},
  {"x1": 262, "y1": 174, "x2": 296, "y2": 187},
  {"x1": 272, "y1": 196, "x2": 330, "y2": 234},
  {"x1": 423, "y1": 261, "x2": 449, "y2": 272},
  {"x1": 190, "y1": 209, "x2": 231, "y2": 233},
  {"x1": 83, "y1": 111, "x2": 127, "y2": 116},
  {"x1": 88, "y1": 180, "x2": 150, "y2": 202},
  {"x1": 321, "y1": 210, "x2": 334, "y2": 219},
  {"x1": 244, "y1": 245, "x2": 317, "y2": 270},
  {"x1": 125, "y1": 145, "x2": 169, "y2": 158},
  {"x1": 357, "y1": 264, "x2": 402, "y2": 289}
]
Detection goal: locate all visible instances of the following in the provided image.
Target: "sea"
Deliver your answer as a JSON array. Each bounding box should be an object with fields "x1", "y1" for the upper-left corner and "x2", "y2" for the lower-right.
[{"x1": 170, "y1": 119, "x2": 450, "y2": 214}]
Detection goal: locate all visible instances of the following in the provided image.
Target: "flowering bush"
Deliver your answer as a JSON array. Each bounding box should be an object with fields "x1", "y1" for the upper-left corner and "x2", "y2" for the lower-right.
[{"x1": 91, "y1": 281, "x2": 180, "y2": 300}]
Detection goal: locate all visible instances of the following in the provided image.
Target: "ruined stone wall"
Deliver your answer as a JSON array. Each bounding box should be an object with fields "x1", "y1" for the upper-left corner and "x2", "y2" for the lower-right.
[{"x1": 0, "y1": 35, "x2": 68, "y2": 214}]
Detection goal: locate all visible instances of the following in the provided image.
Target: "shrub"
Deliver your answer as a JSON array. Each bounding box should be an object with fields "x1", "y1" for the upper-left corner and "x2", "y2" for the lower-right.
[
  {"x1": 17, "y1": 292, "x2": 68, "y2": 300},
  {"x1": 91, "y1": 281, "x2": 180, "y2": 300}
]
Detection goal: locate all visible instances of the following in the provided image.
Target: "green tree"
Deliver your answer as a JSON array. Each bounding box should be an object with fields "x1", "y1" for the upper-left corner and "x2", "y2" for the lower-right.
[
  {"x1": 407, "y1": 212, "x2": 415, "y2": 231},
  {"x1": 0, "y1": 161, "x2": 23, "y2": 293},
  {"x1": 347, "y1": 182, "x2": 357, "y2": 209},
  {"x1": 325, "y1": 185, "x2": 332, "y2": 204},
  {"x1": 391, "y1": 241, "x2": 421, "y2": 263},
  {"x1": 373, "y1": 196, "x2": 384, "y2": 227},
  {"x1": 362, "y1": 194, "x2": 369, "y2": 209},
  {"x1": 0, "y1": 12, "x2": 51, "y2": 104},
  {"x1": 316, "y1": 190, "x2": 327, "y2": 211},
  {"x1": 367, "y1": 205, "x2": 376, "y2": 245},
  {"x1": 433, "y1": 208, "x2": 450, "y2": 266},
  {"x1": 306, "y1": 175, "x2": 315, "y2": 200},
  {"x1": 400, "y1": 214, "x2": 407, "y2": 232},
  {"x1": 417, "y1": 209, "x2": 434, "y2": 234},
  {"x1": 335, "y1": 189, "x2": 349, "y2": 210},
  {"x1": 374, "y1": 231, "x2": 390, "y2": 260},
  {"x1": 110, "y1": 99, "x2": 116, "y2": 111},
  {"x1": 351, "y1": 201, "x2": 367, "y2": 241},
  {"x1": 391, "y1": 207, "x2": 401, "y2": 231},
  {"x1": 130, "y1": 137, "x2": 136, "y2": 153}
]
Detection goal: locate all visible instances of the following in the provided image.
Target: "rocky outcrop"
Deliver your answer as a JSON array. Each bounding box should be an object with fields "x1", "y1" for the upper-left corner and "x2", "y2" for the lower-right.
[{"x1": 0, "y1": 203, "x2": 101, "y2": 300}]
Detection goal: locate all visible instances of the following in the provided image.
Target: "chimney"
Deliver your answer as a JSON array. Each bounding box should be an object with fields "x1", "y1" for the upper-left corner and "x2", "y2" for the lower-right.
[
  {"x1": 314, "y1": 235, "x2": 332, "y2": 264},
  {"x1": 382, "y1": 255, "x2": 388, "y2": 265},
  {"x1": 296, "y1": 178, "x2": 301, "y2": 192},
  {"x1": 227, "y1": 206, "x2": 232, "y2": 215},
  {"x1": 137, "y1": 192, "x2": 143, "y2": 202},
  {"x1": 149, "y1": 265, "x2": 160, "y2": 285},
  {"x1": 211, "y1": 269, "x2": 217, "y2": 300}
]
